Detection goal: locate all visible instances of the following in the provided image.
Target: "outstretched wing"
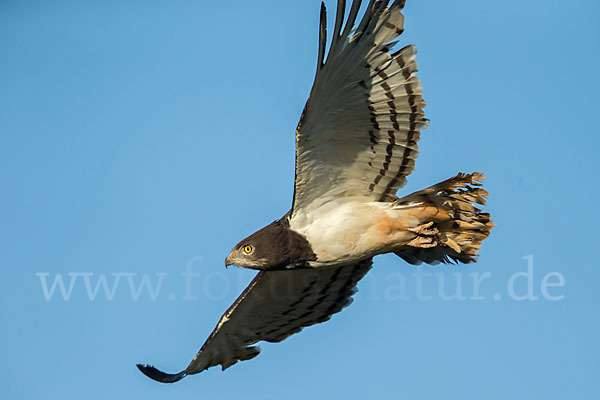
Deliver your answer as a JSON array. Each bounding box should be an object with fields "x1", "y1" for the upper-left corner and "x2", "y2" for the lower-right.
[
  {"x1": 137, "y1": 258, "x2": 372, "y2": 383},
  {"x1": 292, "y1": 0, "x2": 428, "y2": 215}
]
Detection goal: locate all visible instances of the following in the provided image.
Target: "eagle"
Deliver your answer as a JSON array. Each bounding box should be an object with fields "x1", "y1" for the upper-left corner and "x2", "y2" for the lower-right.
[{"x1": 138, "y1": 0, "x2": 493, "y2": 383}]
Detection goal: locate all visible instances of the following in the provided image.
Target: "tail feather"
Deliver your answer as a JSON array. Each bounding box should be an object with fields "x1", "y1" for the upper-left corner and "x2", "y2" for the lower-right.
[{"x1": 394, "y1": 172, "x2": 494, "y2": 264}]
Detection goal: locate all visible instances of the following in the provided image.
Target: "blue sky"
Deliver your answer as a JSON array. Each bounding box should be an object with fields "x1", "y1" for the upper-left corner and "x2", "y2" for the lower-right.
[{"x1": 1, "y1": 0, "x2": 598, "y2": 398}]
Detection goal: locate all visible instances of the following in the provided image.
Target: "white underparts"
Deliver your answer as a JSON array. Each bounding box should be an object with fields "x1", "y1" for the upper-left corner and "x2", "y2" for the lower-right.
[{"x1": 289, "y1": 198, "x2": 420, "y2": 265}]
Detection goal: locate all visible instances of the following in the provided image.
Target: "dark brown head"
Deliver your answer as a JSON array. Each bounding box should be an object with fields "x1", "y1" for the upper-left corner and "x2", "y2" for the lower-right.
[{"x1": 225, "y1": 217, "x2": 315, "y2": 270}]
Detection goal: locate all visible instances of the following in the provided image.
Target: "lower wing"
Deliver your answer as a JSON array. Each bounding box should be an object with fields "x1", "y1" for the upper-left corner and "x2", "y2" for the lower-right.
[{"x1": 137, "y1": 258, "x2": 373, "y2": 382}]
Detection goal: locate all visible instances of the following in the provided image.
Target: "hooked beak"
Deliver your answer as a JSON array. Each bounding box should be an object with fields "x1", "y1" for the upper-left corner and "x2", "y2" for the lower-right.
[{"x1": 225, "y1": 255, "x2": 234, "y2": 267}]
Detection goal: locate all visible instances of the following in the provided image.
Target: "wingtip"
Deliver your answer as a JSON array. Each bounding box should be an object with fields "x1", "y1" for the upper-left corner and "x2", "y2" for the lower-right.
[
  {"x1": 136, "y1": 363, "x2": 186, "y2": 383},
  {"x1": 320, "y1": 2, "x2": 327, "y2": 23}
]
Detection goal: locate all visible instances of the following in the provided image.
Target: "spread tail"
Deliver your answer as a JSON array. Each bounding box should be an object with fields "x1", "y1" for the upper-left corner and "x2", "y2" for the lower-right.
[{"x1": 393, "y1": 172, "x2": 494, "y2": 264}]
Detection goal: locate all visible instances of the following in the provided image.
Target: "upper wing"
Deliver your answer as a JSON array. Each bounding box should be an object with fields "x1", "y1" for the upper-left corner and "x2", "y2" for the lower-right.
[
  {"x1": 292, "y1": 0, "x2": 428, "y2": 215},
  {"x1": 137, "y1": 258, "x2": 372, "y2": 382}
]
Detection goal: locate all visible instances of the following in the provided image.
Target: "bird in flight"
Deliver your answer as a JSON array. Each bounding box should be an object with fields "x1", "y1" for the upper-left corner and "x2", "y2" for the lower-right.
[{"x1": 138, "y1": 0, "x2": 493, "y2": 383}]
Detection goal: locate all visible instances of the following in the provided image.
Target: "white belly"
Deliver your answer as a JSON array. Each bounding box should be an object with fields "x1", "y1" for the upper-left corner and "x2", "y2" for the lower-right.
[{"x1": 288, "y1": 198, "x2": 419, "y2": 265}]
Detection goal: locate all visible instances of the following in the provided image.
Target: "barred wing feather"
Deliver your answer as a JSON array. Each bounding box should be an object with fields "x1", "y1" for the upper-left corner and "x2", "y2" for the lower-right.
[
  {"x1": 292, "y1": 0, "x2": 428, "y2": 215},
  {"x1": 137, "y1": 258, "x2": 372, "y2": 382}
]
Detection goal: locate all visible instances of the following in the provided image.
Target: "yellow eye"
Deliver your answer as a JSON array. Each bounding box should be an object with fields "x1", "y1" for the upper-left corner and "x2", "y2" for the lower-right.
[{"x1": 243, "y1": 245, "x2": 253, "y2": 254}]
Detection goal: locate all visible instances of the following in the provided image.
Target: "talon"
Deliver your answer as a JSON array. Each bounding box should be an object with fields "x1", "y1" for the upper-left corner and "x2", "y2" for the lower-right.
[
  {"x1": 408, "y1": 236, "x2": 438, "y2": 248},
  {"x1": 408, "y1": 221, "x2": 439, "y2": 236}
]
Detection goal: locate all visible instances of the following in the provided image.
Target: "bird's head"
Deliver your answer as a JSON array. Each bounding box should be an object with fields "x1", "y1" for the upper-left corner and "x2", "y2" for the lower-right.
[
  {"x1": 225, "y1": 218, "x2": 315, "y2": 270},
  {"x1": 225, "y1": 238, "x2": 267, "y2": 270}
]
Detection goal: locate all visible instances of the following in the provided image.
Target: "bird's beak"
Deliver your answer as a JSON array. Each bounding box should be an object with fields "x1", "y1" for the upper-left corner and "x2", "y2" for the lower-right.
[{"x1": 225, "y1": 255, "x2": 234, "y2": 267}]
